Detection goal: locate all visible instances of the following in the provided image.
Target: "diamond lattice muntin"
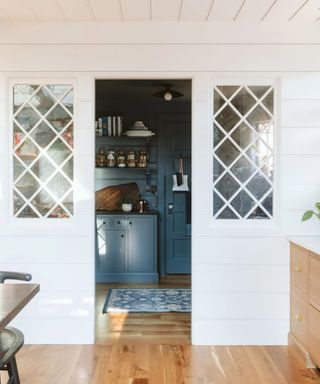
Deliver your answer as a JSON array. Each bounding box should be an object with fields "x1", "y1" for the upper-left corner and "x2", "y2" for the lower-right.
[
  {"x1": 12, "y1": 84, "x2": 74, "y2": 218},
  {"x1": 213, "y1": 85, "x2": 274, "y2": 219}
]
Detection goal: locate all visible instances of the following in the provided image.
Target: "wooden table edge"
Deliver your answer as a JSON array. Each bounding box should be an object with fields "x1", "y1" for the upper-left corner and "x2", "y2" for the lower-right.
[{"x1": 0, "y1": 283, "x2": 40, "y2": 330}]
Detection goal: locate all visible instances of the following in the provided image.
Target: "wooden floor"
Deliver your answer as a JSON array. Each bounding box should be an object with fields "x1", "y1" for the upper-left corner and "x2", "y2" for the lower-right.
[
  {"x1": 8, "y1": 344, "x2": 320, "y2": 384},
  {"x1": 95, "y1": 276, "x2": 191, "y2": 344},
  {"x1": 3, "y1": 277, "x2": 319, "y2": 383}
]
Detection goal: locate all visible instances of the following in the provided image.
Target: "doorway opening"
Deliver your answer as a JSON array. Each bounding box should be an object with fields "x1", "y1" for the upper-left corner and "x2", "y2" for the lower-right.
[{"x1": 94, "y1": 79, "x2": 192, "y2": 344}]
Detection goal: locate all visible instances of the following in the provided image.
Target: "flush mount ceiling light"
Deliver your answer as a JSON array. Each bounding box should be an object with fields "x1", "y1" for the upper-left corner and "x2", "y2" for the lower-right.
[{"x1": 152, "y1": 84, "x2": 184, "y2": 101}]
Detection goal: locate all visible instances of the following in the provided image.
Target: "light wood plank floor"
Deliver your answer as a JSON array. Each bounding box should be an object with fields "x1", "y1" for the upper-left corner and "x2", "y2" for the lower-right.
[
  {"x1": 96, "y1": 276, "x2": 191, "y2": 344},
  {"x1": 7, "y1": 344, "x2": 320, "y2": 384}
]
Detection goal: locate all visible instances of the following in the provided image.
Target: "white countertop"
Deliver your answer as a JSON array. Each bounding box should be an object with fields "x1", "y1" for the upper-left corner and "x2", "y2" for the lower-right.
[{"x1": 289, "y1": 236, "x2": 320, "y2": 255}]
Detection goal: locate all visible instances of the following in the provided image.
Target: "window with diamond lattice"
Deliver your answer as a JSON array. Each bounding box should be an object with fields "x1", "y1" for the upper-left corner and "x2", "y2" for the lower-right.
[
  {"x1": 13, "y1": 84, "x2": 74, "y2": 218},
  {"x1": 213, "y1": 85, "x2": 274, "y2": 219}
]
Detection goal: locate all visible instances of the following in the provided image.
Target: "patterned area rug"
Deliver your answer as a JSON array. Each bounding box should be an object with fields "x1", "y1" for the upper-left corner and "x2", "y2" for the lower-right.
[{"x1": 103, "y1": 288, "x2": 191, "y2": 313}]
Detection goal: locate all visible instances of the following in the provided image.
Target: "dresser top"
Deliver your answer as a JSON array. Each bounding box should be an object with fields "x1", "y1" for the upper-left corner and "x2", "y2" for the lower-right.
[{"x1": 289, "y1": 236, "x2": 320, "y2": 256}]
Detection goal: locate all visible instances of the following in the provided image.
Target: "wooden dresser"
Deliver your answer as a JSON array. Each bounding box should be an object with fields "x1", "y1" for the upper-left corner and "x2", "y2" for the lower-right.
[{"x1": 290, "y1": 241, "x2": 320, "y2": 368}]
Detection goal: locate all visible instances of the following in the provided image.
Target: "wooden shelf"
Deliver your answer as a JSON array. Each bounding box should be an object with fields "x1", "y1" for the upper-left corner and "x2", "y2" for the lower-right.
[
  {"x1": 95, "y1": 135, "x2": 154, "y2": 140},
  {"x1": 95, "y1": 167, "x2": 148, "y2": 170}
]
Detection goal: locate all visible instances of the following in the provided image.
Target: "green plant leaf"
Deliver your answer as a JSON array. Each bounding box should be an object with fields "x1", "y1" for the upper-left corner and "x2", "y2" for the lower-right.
[
  {"x1": 302, "y1": 210, "x2": 314, "y2": 221},
  {"x1": 315, "y1": 202, "x2": 320, "y2": 211}
]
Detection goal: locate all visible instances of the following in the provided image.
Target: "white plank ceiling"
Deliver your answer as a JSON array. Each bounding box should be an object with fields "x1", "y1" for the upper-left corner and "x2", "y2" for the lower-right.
[{"x1": 0, "y1": 0, "x2": 319, "y2": 22}]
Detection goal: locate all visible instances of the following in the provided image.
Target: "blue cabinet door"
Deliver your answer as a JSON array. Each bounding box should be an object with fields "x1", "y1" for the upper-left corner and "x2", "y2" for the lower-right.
[
  {"x1": 127, "y1": 217, "x2": 156, "y2": 273},
  {"x1": 96, "y1": 217, "x2": 126, "y2": 273}
]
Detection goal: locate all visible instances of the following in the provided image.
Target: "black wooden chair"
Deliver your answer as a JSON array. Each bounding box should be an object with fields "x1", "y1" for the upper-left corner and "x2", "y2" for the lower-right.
[{"x1": 0, "y1": 272, "x2": 32, "y2": 384}]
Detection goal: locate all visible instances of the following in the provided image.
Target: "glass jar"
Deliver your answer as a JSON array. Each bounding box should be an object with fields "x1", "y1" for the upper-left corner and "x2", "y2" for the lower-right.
[
  {"x1": 106, "y1": 150, "x2": 116, "y2": 168},
  {"x1": 137, "y1": 150, "x2": 147, "y2": 168},
  {"x1": 96, "y1": 147, "x2": 106, "y2": 167},
  {"x1": 127, "y1": 150, "x2": 136, "y2": 168},
  {"x1": 117, "y1": 150, "x2": 126, "y2": 167}
]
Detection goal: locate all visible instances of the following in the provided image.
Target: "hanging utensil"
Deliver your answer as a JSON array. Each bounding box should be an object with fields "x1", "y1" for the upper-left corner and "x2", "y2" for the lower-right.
[{"x1": 172, "y1": 156, "x2": 189, "y2": 192}]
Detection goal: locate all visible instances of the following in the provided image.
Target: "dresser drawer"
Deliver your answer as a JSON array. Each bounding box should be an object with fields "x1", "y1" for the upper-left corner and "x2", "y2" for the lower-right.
[
  {"x1": 291, "y1": 291, "x2": 308, "y2": 346},
  {"x1": 309, "y1": 256, "x2": 320, "y2": 311},
  {"x1": 291, "y1": 244, "x2": 308, "y2": 297},
  {"x1": 308, "y1": 304, "x2": 320, "y2": 367}
]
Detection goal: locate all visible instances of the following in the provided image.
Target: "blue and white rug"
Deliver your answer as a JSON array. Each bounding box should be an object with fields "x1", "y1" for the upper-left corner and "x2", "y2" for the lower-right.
[{"x1": 103, "y1": 288, "x2": 191, "y2": 313}]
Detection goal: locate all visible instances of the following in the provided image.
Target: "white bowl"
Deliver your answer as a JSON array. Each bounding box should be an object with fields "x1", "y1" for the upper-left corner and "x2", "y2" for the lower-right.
[{"x1": 122, "y1": 203, "x2": 133, "y2": 212}]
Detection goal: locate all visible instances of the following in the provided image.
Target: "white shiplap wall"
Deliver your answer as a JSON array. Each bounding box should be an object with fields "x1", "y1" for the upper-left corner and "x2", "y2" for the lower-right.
[
  {"x1": 0, "y1": 74, "x2": 96, "y2": 344},
  {"x1": 0, "y1": 23, "x2": 319, "y2": 345},
  {"x1": 281, "y1": 74, "x2": 320, "y2": 237}
]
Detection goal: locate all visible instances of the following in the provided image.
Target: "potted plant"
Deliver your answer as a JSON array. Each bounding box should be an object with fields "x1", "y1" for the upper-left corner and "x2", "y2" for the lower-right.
[
  {"x1": 302, "y1": 202, "x2": 320, "y2": 222},
  {"x1": 121, "y1": 196, "x2": 135, "y2": 212}
]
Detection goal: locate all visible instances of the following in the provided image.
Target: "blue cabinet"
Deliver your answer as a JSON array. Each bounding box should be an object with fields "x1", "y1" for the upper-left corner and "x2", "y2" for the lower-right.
[{"x1": 96, "y1": 214, "x2": 158, "y2": 283}]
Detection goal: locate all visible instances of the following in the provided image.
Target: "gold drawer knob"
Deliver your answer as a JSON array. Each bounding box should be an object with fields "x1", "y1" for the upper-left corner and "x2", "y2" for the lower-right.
[
  {"x1": 295, "y1": 314, "x2": 303, "y2": 321},
  {"x1": 294, "y1": 266, "x2": 303, "y2": 272}
]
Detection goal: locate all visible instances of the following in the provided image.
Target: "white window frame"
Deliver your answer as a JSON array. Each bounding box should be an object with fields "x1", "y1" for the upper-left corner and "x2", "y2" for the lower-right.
[
  {"x1": 8, "y1": 78, "x2": 78, "y2": 227},
  {"x1": 209, "y1": 77, "x2": 280, "y2": 230}
]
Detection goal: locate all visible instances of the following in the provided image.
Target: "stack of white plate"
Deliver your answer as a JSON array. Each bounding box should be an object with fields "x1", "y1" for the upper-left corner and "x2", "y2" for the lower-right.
[{"x1": 125, "y1": 121, "x2": 155, "y2": 137}]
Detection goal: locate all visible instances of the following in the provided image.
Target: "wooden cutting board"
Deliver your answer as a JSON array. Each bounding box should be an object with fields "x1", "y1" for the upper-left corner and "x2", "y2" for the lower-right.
[{"x1": 95, "y1": 182, "x2": 140, "y2": 211}]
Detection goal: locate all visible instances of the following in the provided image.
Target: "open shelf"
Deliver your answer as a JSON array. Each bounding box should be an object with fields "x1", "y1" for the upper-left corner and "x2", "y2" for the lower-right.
[{"x1": 95, "y1": 167, "x2": 148, "y2": 170}]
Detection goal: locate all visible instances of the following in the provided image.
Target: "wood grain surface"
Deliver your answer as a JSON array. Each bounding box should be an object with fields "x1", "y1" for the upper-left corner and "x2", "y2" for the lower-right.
[
  {"x1": 4, "y1": 344, "x2": 319, "y2": 384},
  {"x1": 0, "y1": 283, "x2": 39, "y2": 330}
]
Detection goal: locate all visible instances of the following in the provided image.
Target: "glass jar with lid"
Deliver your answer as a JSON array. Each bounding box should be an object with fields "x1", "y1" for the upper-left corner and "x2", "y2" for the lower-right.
[
  {"x1": 137, "y1": 150, "x2": 147, "y2": 168},
  {"x1": 127, "y1": 150, "x2": 136, "y2": 168},
  {"x1": 96, "y1": 147, "x2": 106, "y2": 168},
  {"x1": 106, "y1": 150, "x2": 116, "y2": 167},
  {"x1": 117, "y1": 150, "x2": 126, "y2": 167}
]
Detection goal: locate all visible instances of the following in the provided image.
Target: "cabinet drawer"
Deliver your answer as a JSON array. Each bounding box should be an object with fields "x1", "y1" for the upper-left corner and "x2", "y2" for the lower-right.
[
  {"x1": 291, "y1": 291, "x2": 307, "y2": 346},
  {"x1": 308, "y1": 304, "x2": 320, "y2": 367},
  {"x1": 96, "y1": 216, "x2": 127, "y2": 229},
  {"x1": 310, "y1": 256, "x2": 320, "y2": 311},
  {"x1": 291, "y1": 244, "x2": 308, "y2": 297},
  {"x1": 96, "y1": 217, "x2": 112, "y2": 229}
]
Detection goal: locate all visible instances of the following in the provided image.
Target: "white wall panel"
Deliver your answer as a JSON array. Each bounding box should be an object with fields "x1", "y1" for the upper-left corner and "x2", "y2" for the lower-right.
[
  {"x1": 194, "y1": 264, "x2": 289, "y2": 293},
  {"x1": 0, "y1": 236, "x2": 93, "y2": 264},
  {"x1": 195, "y1": 237, "x2": 288, "y2": 265},
  {"x1": 282, "y1": 128, "x2": 320, "y2": 155},
  {"x1": 1, "y1": 22, "x2": 320, "y2": 45},
  {"x1": 0, "y1": 24, "x2": 319, "y2": 346},
  {"x1": 0, "y1": 73, "x2": 95, "y2": 344},
  {"x1": 2, "y1": 45, "x2": 320, "y2": 72},
  {"x1": 281, "y1": 156, "x2": 320, "y2": 185},
  {"x1": 281, "y1": 210, "x2": 320, "y2": 236},
  {"x1": 282, "y1": 100, "x2": 320, "y2": 127},
  {"x1": 193, "y1": 292, "x2": 289, "y2": 319},
  {"x1": 281, "y1": 185, "x2": 320, "y2": 210},
  {"x1": 1, "y1": 263, "x2": 94, "y2": 292},
  {"x1": 11, "y1": 317, "x2": 94, "y2": 344},
  {"x1": 193, "y1": 319, "x2": 289, "y2": 345},
  {"x1": 16, "y1": 290, "x2": 93, "y2": 318},
  {"x1": 282, "y1": 73, "x2": 320, "y2": 99}
]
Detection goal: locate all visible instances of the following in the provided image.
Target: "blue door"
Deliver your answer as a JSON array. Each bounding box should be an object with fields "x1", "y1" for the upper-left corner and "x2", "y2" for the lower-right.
[{"x1": 163, "y1": 117, "x2": 191, "y2": 274}]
